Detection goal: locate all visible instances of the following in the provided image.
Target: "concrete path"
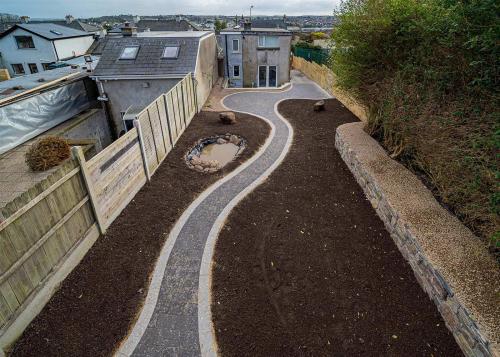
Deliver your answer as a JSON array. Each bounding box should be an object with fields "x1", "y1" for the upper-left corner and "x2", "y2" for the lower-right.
[{"x1": 116, "y1": 71, "x2": 329, "y2": 357}]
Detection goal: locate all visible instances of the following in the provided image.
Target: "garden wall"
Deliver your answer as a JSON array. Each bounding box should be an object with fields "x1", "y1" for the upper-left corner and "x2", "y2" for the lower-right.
[
  {"x1": 335, "y1": 122, "x2": 499, "y2": 357},
  {"x1": 0, "y1": 73, "x2": 198, "y2": 353},
  {"x1": 291, "y1": 56, "x2": 369, "y2": 123}
]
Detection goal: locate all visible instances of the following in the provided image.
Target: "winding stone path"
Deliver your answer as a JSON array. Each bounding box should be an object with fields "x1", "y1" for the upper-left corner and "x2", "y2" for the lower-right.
[{"x1": 117, "y1": 71, "x2": 329, "y2": 357}]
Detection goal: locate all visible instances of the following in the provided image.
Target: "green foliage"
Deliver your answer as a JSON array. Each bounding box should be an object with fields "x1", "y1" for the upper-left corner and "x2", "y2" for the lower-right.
[
  {"x1": 215, "y1": 19, "x2": 227, "y2": 32},
  {"x1": 330, "y1": 0, "x2": 500, "y2": 252},
  {"x1": 311, "y1": 31, "x2": 328, "y2": 40}
]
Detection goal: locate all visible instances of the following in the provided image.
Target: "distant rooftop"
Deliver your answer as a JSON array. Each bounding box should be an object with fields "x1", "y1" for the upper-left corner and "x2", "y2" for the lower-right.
[
  {"x1": 0, "y1": 23, "x2": 93, "y2": 40},
  {"x1": 221, "y1": 27, "x2": 291, "y2": 34}
]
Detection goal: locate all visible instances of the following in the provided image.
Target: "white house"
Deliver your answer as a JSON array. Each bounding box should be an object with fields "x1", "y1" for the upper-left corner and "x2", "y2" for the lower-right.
[{"x1": 0, "y1": 23, "x2": 95, "y2": 76}]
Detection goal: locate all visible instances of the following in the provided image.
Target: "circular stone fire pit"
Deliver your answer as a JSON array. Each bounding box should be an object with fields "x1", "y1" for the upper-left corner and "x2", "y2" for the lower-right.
[{"x1": 186, "y1": 134, "x2": 246, "y2": 173}]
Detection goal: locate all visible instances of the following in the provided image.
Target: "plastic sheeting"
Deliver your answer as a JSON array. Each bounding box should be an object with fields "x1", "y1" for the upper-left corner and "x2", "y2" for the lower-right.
[{"x1": 0, "y1": 80, "x2": 91, "y2": 155}]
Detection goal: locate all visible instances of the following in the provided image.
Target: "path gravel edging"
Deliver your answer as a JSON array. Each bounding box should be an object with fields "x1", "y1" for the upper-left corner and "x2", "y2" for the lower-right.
[{"x1": 335, "y1": 122, "x2": 500, "y2": 357}]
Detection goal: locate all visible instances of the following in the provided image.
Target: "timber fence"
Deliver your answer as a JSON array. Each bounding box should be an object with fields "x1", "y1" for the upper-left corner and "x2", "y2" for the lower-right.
[{"x1": 0, "y1": 73, "x2": 197, "y2": 350}]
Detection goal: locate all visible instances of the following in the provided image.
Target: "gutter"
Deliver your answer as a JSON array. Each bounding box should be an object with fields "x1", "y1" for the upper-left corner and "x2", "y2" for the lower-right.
[{"x1": 90, "y1": 74, "x2": 188, "y2": 80}]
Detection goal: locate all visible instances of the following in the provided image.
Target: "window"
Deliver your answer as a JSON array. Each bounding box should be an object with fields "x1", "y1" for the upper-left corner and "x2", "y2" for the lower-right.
[
  {"x1": 232, "y1": 39, "x2": 240, "y2": 52},
  {"x1": 258, "y1": 35, "x2": 279, "y2": 48},
  {"x1": 233, "y1": 65, "x2": 240, "y2": 78},
  {"x1": 42, "y1": 63, "x2": 52, "y2": 71},
  {"x1": 11, "y1": 64, "x2": 25, "y2": 75},
  {"x1": 15, "y1": 36, "x2": 35, "y2": 49},
  {"x1": 162, "y1": 46, "x2": 179, "y2": 59},
  {"x1": 119, "y1": 46, "x2": 139, "y2": 60},
  {"x1": 28, "y1": 63, "x2": 38, "y2": 74}
]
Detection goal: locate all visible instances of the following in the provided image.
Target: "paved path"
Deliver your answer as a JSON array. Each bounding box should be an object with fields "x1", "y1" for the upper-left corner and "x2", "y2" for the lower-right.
[{"x1": 117, "y1": 71, "x2": 329, "y2": 357}]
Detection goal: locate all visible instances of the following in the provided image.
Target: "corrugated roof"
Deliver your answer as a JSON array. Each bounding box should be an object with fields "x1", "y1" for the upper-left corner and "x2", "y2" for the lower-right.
[
  {"x1": 92, "y1": 33, "x2": 208, "y2": 77},
  {"x1": 15, "y1": 23, "x2": 92, "y2": 40}
]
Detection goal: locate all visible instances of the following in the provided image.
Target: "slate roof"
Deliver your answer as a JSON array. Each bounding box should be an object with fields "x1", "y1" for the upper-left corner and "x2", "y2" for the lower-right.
[
  {"x1": 44, "y1": 20, "x2": 101, "y2": 33},
  {"x1": 136, "y1": 19, "x2": 200, "y2": 32},
  {"x1": 250, "y1": 19, "x2": 287, "y2": 29},
  {"x1": 0, "y1": 23, "x2": 92, "y2": 40},
  {"x1": 92, "y1": 34, "x2": 206, "y2": 77}
]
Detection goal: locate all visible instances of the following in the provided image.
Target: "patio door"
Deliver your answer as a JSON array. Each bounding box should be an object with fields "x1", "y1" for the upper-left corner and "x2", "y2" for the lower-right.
[{"x1": 258, "y1": 65, "x2": 278, "y2": 87}]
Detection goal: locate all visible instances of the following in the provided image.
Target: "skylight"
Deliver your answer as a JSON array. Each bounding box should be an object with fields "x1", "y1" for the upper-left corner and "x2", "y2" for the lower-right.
[
  {"x1": 162, "y1": 46, "x2": 179, "y2": 59},
  {"x1": 120, "y1": 46, "x2": 139, "y2": 60}
]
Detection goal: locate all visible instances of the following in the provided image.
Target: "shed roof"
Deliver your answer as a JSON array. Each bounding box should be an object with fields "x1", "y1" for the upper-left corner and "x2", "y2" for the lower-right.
[
  {"x1": 92, "y1": 32, "x2": 212, "y2": 77},
  {"x1": 0, "y1": 23, "x2": 93, "y2": 40}
]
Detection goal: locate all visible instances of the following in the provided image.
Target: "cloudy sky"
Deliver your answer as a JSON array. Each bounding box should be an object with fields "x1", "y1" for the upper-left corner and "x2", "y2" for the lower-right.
[{"x1": 3, "y1": 0, "x2": 340, "y2": 18}]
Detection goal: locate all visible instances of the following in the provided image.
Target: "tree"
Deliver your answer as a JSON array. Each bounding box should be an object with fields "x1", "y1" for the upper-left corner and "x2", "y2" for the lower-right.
[{"x1": 214, "y1": 19, "x2": 227, "y2": 32}]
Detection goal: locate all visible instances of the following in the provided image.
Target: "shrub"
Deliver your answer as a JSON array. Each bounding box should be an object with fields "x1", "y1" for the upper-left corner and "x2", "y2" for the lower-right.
[
  {"x1": 25, "y1": 137, "x2": 70, "y2": 172},
  {"x1": 331, "y1": 0, "x2": 499, "y2": 253}
]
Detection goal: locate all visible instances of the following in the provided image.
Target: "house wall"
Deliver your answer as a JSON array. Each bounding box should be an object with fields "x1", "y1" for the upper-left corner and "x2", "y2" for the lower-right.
[
  {"x1": 0, "y1": 28, "x2": 57, "y2": 76},
  {"x1": 242, "y1": 34, "x2": 291, "y2": 87},
  {"x1": 60, "y1": 109, "x2": 112, "y2": 152},
  {"x1": 194, "y1": 33, "x2": 218, "y2": 110},
  {"x1": 99, "y1": 78, "x2": 181, "y2": 135},
  {"x1": 53, "y1": 36, "x2": 94, "y2": 60},
  {"x1": 220, "y1": 34, "x2": 243, "y2": 88}
]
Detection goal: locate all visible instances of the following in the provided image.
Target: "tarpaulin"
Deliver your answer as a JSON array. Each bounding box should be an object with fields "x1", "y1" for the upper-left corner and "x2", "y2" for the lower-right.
[{"x1": 0, "y1": 80, "x2": 90, "y2": 154}]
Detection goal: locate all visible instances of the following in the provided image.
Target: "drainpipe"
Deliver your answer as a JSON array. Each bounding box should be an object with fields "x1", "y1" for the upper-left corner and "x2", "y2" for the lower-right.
[
  {"x1": 224, "y1": 34, "x2": 229, "y2": 83},
  {"x1": 96, "y1": 79, "x2": 118, "y2": 140}
]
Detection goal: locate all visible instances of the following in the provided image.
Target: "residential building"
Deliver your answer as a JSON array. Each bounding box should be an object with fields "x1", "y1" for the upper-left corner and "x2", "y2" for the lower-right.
[
  {"x1": 220, "y1": 22, "x2": 292, "y2": 88},
  {"x1": 0, "y1": 23, "x2": 95, "y2": 76},
  {"x1": 91, "y1": 28, "x2": 218, "y2": 136}
]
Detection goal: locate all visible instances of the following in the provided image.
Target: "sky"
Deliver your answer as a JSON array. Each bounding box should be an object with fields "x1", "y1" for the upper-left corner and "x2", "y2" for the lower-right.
[{"x1": 1, "y1": 0, "x2": 340, "y2": 18}]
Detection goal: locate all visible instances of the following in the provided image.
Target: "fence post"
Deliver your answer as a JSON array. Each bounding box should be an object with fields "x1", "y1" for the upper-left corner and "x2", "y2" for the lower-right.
[
  {"x1": 134, "y1": 119, "x2": 151, "y2": 182},
  {"x1": 180, "y1": 81, "x2": 187, "y2": 126},
  {"x1": 71, "y1": 146, "x2": 106, "y2": 234}
]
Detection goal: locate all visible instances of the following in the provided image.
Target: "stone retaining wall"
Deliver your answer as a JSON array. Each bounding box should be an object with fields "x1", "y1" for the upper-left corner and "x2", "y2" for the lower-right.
[{"x1": 335, "y1": 122, "x2": 499, "y2": 357}]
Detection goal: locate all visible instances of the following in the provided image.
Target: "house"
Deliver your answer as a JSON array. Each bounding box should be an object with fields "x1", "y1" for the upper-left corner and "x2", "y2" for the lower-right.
[
  {"x1": 220, "y1": 22, "x2": 292, "y2": 88},
  {"x1": 91, "y1": 28, "x2": 218, "y2": 136},
  {"x1": 0, "y1": 23, "x2": 95, "y2": 76},
  {"x1": 135, "y1": 17, "x2": 200, "y2": 32}
]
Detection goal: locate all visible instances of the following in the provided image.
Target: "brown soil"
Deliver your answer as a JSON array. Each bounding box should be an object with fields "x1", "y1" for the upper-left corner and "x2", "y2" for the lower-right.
[
  {"x1": 10, "y1": 111, "x2": 270, "y2": 357},
  {"x1": 211, "y1": 99, "x2": 462, "y2": 356}
]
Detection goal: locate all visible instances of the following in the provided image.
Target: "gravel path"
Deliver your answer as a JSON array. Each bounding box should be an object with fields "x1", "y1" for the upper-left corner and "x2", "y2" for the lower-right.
[{"x1": 118, "y1": 71, "x2": 329, "y2": 357}]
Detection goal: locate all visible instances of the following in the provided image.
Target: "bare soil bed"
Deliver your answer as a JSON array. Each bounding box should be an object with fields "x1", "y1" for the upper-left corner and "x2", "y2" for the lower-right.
[
  {"x1": 10, "y1": 111, "x2": 270, "y2": 357},
  {"x1": 211, "y1": 99, "x2": 461, "y2": 356}
]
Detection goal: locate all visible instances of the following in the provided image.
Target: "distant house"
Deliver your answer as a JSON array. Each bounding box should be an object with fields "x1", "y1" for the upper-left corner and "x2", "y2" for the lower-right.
[
  {"x1": 220, "y1": 22, "x2": 292, "y2": 88},
  {"x1": 0, "y1": 23, "x2": 95, "y2": 76},
  {"x1": 91, "y1": 30, "x2": 218, "y2": 135},
  {"x1": 135, "y1": 18, "x2": 200, "y2": 32}
]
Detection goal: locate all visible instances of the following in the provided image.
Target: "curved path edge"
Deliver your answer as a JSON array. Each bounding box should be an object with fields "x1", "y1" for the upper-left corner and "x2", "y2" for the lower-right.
[{"x1": 115, "y1": 72, "x2": 330, "y2": 357}]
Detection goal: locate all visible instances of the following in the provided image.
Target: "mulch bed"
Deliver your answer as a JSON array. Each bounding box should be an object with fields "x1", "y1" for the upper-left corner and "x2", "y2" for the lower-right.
[
  {"x1": 211, "y1": 99, "x2": 461, "y2": 356},
  {"x1": 11, "y1": 111, "x2": 270, "y2": 357}
]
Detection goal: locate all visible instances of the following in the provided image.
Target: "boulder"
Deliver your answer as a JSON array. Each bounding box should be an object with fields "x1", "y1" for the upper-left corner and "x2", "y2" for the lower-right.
[
  {"x1": 216, "y1": 138, "x2": 227, "y2": 144},
  {"x1": 229, "y1": 135, "x2": 240, "y2": 145},
  {"x1": 220, "y1": 112, "x2": 236, "y2": 125},
  {"x1": 313, "y1": 100, "x2": 325, "y2": 112}
]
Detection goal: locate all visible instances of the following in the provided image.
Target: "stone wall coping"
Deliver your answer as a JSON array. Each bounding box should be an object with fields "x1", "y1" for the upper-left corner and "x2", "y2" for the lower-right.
[{"x1": 336, "y1": 122, "x2": 499, "y2": 356}]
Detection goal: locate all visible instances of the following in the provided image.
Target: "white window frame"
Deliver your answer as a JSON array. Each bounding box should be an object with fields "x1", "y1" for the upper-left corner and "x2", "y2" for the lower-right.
[
  {"x1": 232, "y1": 39, "x2": 240, "y2": 53},
  {"x1": 258, "y1": 35, "x2": 279, "y2": 49},
  {"x1": 232, "y1": 65, "x2": 240, "y2": 78}
]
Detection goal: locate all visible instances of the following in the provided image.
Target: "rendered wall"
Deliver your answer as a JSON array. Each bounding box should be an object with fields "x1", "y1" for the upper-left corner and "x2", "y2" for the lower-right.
[
  {"x1": 99, "y1": 78, "x2": 180, "y2": 135},
  {"x1": 53, "y1": 36, "x2": 94, "y2": 60},
  {"x1": 0, "y1": 28, "x2": 57, "y2": 76},
  {"x1": 242, "y1": 34, "x2": 291, "y2": 87},
  {"x1": 220, "y1": 34, "x2": 243, "y2": 87},
  {"x1": 194, "y1": 34, "x2": 218, "y2": 110}
]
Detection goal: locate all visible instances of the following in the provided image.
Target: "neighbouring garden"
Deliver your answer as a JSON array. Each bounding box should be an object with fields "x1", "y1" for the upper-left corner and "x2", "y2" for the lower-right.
[{"x1": 330, "y1": 0, "x2": 499, "y2": 257}]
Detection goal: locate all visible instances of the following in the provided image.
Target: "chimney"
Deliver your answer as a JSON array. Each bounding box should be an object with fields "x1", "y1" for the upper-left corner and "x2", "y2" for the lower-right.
[
  {"x1": 20, "y1": 16, "x2": 30, "y2": 23},
  {"x1": 243, "y1": 21, "x2": 251, "y2": 31},
  {"x1": 65, "y1": 15, "x2": 74, "y2": 24},
  {"x1": 121, "y1": 21, "x2": 137, "y2": 36}
]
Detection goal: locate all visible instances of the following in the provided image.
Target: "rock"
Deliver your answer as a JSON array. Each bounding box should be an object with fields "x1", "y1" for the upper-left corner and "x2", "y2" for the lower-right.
[
  {"x1": 194, "y1": 165, "x2": 203, "y2": 171},
  {"x1": 313, "y1": 100, "x2": 325, "y2": 112},
  {"x1": 220, "y1": 112, "x2": 236, "y2": 125},
  {"x1": 229, "y1": 135, "x2": 240, "y2": 145},
  {"x1": 216, "y1": 138, "x2": 227, "y2": 144},
  {"x1": 191, "y1": 156, "x2": 200, "y2": 165}
]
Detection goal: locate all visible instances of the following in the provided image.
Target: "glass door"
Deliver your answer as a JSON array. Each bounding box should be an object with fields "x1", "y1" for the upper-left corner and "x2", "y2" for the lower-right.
[
  {"x1": 258, "y1": 66, "x2": 267, "y2": 87},
  {"x1": 269, "y1": 66, "x2": 277, "y2": 87}
]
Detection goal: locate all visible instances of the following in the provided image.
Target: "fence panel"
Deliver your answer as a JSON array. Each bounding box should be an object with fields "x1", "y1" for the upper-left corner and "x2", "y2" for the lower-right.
[
  {"x1": 0, "y1": 162, "x2": 96, "y2": 333},
  {"x1": 84, "y1": 129, "x2": 146, "y2": 229}
]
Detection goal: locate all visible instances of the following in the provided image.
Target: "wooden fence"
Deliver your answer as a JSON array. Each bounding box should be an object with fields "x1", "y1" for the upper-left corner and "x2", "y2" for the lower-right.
[
  {"x1": 291, "y1": 56, "x2": 369, "y2": 123},
  {"x1": 0, "y1": 73, "x2": 197, "y2": 350}
]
